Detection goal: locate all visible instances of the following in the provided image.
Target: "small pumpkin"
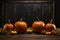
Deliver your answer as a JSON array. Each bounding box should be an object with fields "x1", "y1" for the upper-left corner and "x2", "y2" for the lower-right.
[
  {"x1": 10, "y1": 30, "x2": 17, "y2": 35},
  {"x1": 45, "y1": 23, "x2": 56, "y2": 31},
  {"x1": 3, "y1": 19, "x2": 14, "y2": 32},
  {"x1": 45, "y1": 31, "x2": 51, "y2": 35},
  {"x1": 26, "y1": 27, "x2": 33, "y2": 34},
  {"x1": 45, "y1": 19, "x2": 56, "y2": 32},
  {"x1": 32, "y1": 17, "x2": 45, "y2": 33},
  {"x1": 14, "y1": 18, "x2": 28, "y2": 33}
]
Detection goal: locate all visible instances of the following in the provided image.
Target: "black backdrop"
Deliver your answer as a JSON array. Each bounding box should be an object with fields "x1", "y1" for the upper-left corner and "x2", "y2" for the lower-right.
[
  {"x1": 55, "y1": 0, "x2": 60, "y2": 28},
  {"x1": 0, "y1": 0, "x2": 2, "y2": 27},
  {"x1": 1, "y1": 0, "x2": 60, "y2": 28}
]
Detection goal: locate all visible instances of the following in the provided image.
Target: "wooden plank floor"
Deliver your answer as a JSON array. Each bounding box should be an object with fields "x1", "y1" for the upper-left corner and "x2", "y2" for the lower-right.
[{"x1": 0, "y1": 34, "x2": 60, "y2": 40}]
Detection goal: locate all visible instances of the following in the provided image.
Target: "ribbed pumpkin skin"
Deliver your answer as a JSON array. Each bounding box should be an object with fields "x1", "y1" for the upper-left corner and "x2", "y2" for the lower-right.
[
  {"x1": 45, "y1": 23, "x2": 56, "y2": 31},
  {"x1": 32, "y1": 21, "x2": 45, "y2": 33},
  {"x1": 14, "y1": 21, "x2": 28, "y2": 33},
  {"x1": 3, "y1": 24, "x2": 14, "y2": 31}
]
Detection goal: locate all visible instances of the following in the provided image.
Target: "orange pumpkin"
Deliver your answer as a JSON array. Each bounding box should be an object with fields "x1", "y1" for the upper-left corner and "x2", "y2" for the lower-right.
[
  {"x1": 14, "y1": 18, "x2": 28, "y2": 33},
  {"x1": 45, "y1": 23, "x2": 56, "y2": 32},
  {"x1": 3, "y1": 19, "x2": 13, "y2": 32},
  {"x1": 4, "y1": 23, "x2": 13, "y2": 32},
  {"x1": 45, "y1": 19, "x2": 56, "y2": 32},
  {"x1": 32, "y1": 21, "x2": 45, "y2": 33}
]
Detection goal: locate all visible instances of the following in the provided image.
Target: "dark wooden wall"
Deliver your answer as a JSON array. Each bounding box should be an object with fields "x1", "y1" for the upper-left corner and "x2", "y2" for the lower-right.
[
  {"x1": 0, "y1": 0, "x2": 2, "y2": 27},
  {"x1": 1, "y1": 0, "x2": 60, "y2": 28}
]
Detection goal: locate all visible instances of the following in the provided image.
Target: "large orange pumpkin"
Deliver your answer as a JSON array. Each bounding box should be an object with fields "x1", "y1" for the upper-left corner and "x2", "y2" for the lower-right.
[
  {"x1": 32, "y1": 21, "x2": 45, "y2": 33},
  {"x1": 45, "y1": 23, "x2": 56, "y2": 32},
  {"x1": 14, "y1": 18, "x2": 28, "y2": 33}
]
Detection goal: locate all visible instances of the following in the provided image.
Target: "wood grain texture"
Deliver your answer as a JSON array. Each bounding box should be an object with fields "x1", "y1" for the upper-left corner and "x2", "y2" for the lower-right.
[{"x1": 0, "y1": 34, "x2": 60, "y2": 40}]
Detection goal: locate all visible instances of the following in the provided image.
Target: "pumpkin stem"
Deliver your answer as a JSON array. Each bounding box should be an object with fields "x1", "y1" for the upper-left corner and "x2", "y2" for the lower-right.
[
  {"x1": 50, "y1": 19, "x2": 53, "y2": 23},
  {"x1": 36, "y1": 17, "x2": 40, "y2": 21},
  {"x1": 8, "y1": 19, "x2": 10, "y2": 23},
  {"x1": 20, "y1": 18, "x2": 23, "y2": 21}
]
